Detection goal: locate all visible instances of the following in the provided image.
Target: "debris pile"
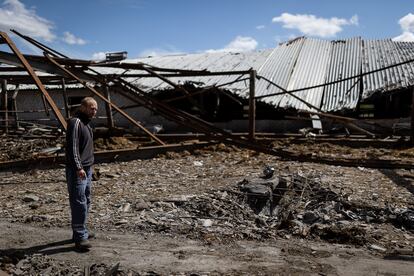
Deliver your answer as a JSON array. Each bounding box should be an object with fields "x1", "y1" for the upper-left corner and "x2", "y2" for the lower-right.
[
  {"x1": 271, "y1": 138, "x2": 414, "y2": 162},
  {"x1": 0, "y1": 252, "x2": 153, "y2": 275},
  {"x1": 87, "y1": 167, "x2": 414, "y2": 250},
  {"x1": 0, "y1": 253, "x2": 80, "y2": 275},
  {"x1": 94, "y1": 137, "x2": 136, "y2": 151},
  {"x1": 0, "y1": 145, "x2": 413, "y2": 266},
  {"x1": 0, "y1": 136, "x2": 64, "y2": 162}
]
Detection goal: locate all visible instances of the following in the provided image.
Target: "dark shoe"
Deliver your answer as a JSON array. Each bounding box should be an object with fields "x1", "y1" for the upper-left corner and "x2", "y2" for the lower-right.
[
  {"x1": 71, "y1": 232, "x2": 95, "y2": 243},
  {"x1": 75, "y1": 240, "x2": 92, "y2": 251},
  {"x1": 88, "y1": 231, "x2": 96, "y2": 239}
]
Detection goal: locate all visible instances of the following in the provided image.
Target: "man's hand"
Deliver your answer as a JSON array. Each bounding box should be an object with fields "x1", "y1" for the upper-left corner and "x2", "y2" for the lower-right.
[{"x1": 77, "y1": 169, "x2": 86, "y2": 179}]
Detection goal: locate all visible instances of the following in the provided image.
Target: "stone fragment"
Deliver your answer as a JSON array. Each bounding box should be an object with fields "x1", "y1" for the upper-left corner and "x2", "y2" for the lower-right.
[
  {"x1": 135, "y1": 199, "x2": 150, "y2": 211},
  {"x1": 303, "y1": 211, "x2": 320, "y2": 224},
  {"x1": 369, "y1": 244, "x2": 387, "y2": 253},
  {"x1": 115, "y1": 219, "x2": 128, "y2": 225},
  {"x1": 201, "y1": 219, "x2": 213, "y2": 227},
  {"x1": 22, "y1": 194, "x2": 39, "y2": 202},
  {"x1": 121, "y1": 203, "x2": 131, "y2": 213}
]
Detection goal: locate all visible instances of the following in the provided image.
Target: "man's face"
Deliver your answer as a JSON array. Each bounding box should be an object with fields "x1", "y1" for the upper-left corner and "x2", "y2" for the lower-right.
[{"x1": 84, "y1": 101, "x2": 98, "y2": 119}]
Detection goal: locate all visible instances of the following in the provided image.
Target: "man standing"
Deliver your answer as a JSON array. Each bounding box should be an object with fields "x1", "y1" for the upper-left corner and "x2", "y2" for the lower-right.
[{"x1": 66, "y1": 97, "x2": 98, "y2": 251}]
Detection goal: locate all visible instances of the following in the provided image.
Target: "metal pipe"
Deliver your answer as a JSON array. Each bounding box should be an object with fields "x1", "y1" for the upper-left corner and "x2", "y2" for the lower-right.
[
  {"x1": 249, "y1": 70, "x2": 256, "y2": 141},
  {"x1": 12, "y1": 85, "x2": 19, "y2": 128},
  {"x1": 61, "y1": 78, "x2": 70, "y2": 119},
  {"x1": 104, "y1": 79, "x2": 114, "y2": 128}
]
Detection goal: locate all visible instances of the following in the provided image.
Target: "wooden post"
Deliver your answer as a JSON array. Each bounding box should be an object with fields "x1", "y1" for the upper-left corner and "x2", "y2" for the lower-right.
[
  {"x1": 104, "y1": 80, "x2": 114, "y2": 128},
  {"x1": 411, "y1": 86, "x2": 414, "y2": 143},
  {"x1": 248, "y1": 70, "x2": 256, "y2": 141},
  {"x1": 1, "y1": 80, "x2": 8, "y2": 133},
  {"x1": 61, "y1": 78, "x2": 70, "y2": 119}
]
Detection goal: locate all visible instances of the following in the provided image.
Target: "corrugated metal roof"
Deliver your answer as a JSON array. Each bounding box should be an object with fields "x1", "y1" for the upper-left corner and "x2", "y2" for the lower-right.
[
  {"x1": 278, "y1": 38, "x2": 332, "y2": 111},
  {"x1": 2, "y1": 37, "x2": 414, "y2": 112},
  {"x1": 125, "y1": 37, "x2": 413, "y2": 111},
  {"x1": 362, "y1": 39, "x2": 414, "y2": 99},
  {"x1": 394, "y1": 41, "x2": 414, "y2": 88},
  {"x1": 126, "y1": 50, "x2": 273, "y2": 96},
  {"x1": 321, "y1": 37, "x2": 362, "y2": 111},
  {"x1": 256, "y1": 37, "x2": 305, "y2": 106},
  {"x1": 362, "y1": 39, "x2": 403, "y2": 98}
]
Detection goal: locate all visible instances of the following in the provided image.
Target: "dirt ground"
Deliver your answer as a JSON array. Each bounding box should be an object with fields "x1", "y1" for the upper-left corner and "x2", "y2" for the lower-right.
[{"x1": 0, "y1": 140, "x2": 414, "y2": 275}]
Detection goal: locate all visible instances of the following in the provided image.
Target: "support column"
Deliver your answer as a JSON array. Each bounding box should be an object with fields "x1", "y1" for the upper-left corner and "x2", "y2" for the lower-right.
[
  {"x1": 12, "y1": 85, "x2": 19, "y2": 129},
  {"x1": 104, "y1": 81, "x2": 114, "y2": 129},
  {"x1": 1, "y1": 80, "x2": 8, "y2": 133},
  {"x1": 248, "y1": 70, "x2": 256, "y2": 141},
  {"x1": 62, "y1": 78, "x2": 70, "y2": 119}
]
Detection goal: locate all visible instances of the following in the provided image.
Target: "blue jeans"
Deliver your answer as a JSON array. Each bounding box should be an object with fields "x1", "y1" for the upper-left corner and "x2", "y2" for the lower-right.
[{"x1": 66, "y1": 166, "x2": 92, "y2": 242}]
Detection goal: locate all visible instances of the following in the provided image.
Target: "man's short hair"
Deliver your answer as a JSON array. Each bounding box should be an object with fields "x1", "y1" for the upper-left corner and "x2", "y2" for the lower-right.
[{"x1": 81, "y1": 97, "x2": 97, "y2": 107}]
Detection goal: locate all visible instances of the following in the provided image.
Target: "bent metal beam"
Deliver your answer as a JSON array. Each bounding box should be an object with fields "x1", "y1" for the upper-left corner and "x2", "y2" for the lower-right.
[
  {"x1": 0, "y1": 32, "x2": 67, "y2": 130},
  {"x1": 45, "y1": 53, "x2": 166, "y2": 146}
]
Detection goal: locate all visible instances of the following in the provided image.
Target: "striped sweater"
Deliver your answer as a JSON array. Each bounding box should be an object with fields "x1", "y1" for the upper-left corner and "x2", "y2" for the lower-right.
[{"x1": 65, "y1": 112, "x2": 94, "y2": 170}]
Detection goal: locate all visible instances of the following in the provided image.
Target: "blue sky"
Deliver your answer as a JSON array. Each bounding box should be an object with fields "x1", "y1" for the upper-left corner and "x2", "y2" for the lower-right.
[{"x1": 0, "y1": 0, "x2": 413, "y2": 60}]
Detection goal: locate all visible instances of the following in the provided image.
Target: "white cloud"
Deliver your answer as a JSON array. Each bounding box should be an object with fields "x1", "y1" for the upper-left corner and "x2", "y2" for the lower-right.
[
  {"x1": 256, "y1": 25, "x2": 265, "y2": 30},
  {"x1": 206, "y1": 36, "x2": 258, "y2": 53},
  {"x1": 63, "y1": 31, "x2": 86, "y2": 45},
  {"x1": 0, "y1": 0, "x2": 55, "y2": 41},
  {"x1": 393, "y1": 13, "x2": 414, "y2": 42},
  {"x1": 92, "y1": 52, "x2": 106, "y2": 61},
  {"x1": 349, "y1": 15, "x2": 359, "y2": 25},
  {"x1": 272, "y1": 13, "x2": 358, "y2": 38},
  {"x1": 393, "y1": 31, "x2": 414, "y2": 42},
  {"x1": 399, "y1": 13, "x2": 414, "y2": 32}
]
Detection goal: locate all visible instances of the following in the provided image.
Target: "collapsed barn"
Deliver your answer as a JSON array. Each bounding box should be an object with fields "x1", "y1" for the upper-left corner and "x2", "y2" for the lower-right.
[
  {"x1": 1, "y1": 31, "x2": 414, "y2": 274},
  {"x1": 1, "y1": 33, "x2": 414, "y2": 137}
]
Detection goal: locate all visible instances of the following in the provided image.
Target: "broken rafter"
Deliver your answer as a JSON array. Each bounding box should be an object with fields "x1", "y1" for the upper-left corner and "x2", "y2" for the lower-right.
[
  {"x1": 0, "y1": 75, "x2": 77, "y2": 85},
  {"x1": 164, "y1": 75, "x2": 248, "y2": 104},
  {"x1": 0, "y1": 32, "x2": 67, "y2": 130},
  {"x1": 0, "y1": 140, "x2": 412, "y2": 172},
  {"x1": 94, "y1": 61, "x2": 250, "y2": 76},
  {"x1": 44, "y1": 53, "x2": 166, "y2": 146},
  {"x1": 0, "y1": 141, "x2": 214, "y2": 172},
  {"x1": 6, "y1": 31, "x2": 376, "y2": 155},
  {"x1": 139, "y1": 65, "x2": 206, "y2": 113},
  {"x1": 259, "y1": 76, "x2": 375, "y2": 137},
  {"x1": 11, "y1": 29, "x2": 68, "y2": 58},
  {"x1": 0, "y1": 51, "x2": 96, "y2": 82}
]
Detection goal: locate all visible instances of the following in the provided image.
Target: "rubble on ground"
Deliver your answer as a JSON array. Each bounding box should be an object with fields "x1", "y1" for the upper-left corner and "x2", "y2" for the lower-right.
[
  {"x1": 1, "y1": 142, "x2": 414, "y2": 273},
  {"x1": 1, "y1": 144, "x2": 413, "y2": 247},
  {"x1": 0, "y1": 252, "x2": 159, "y2": 275},
  {"x1": 0, "y1": 136, "x2": 64, "y2": 162}
]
